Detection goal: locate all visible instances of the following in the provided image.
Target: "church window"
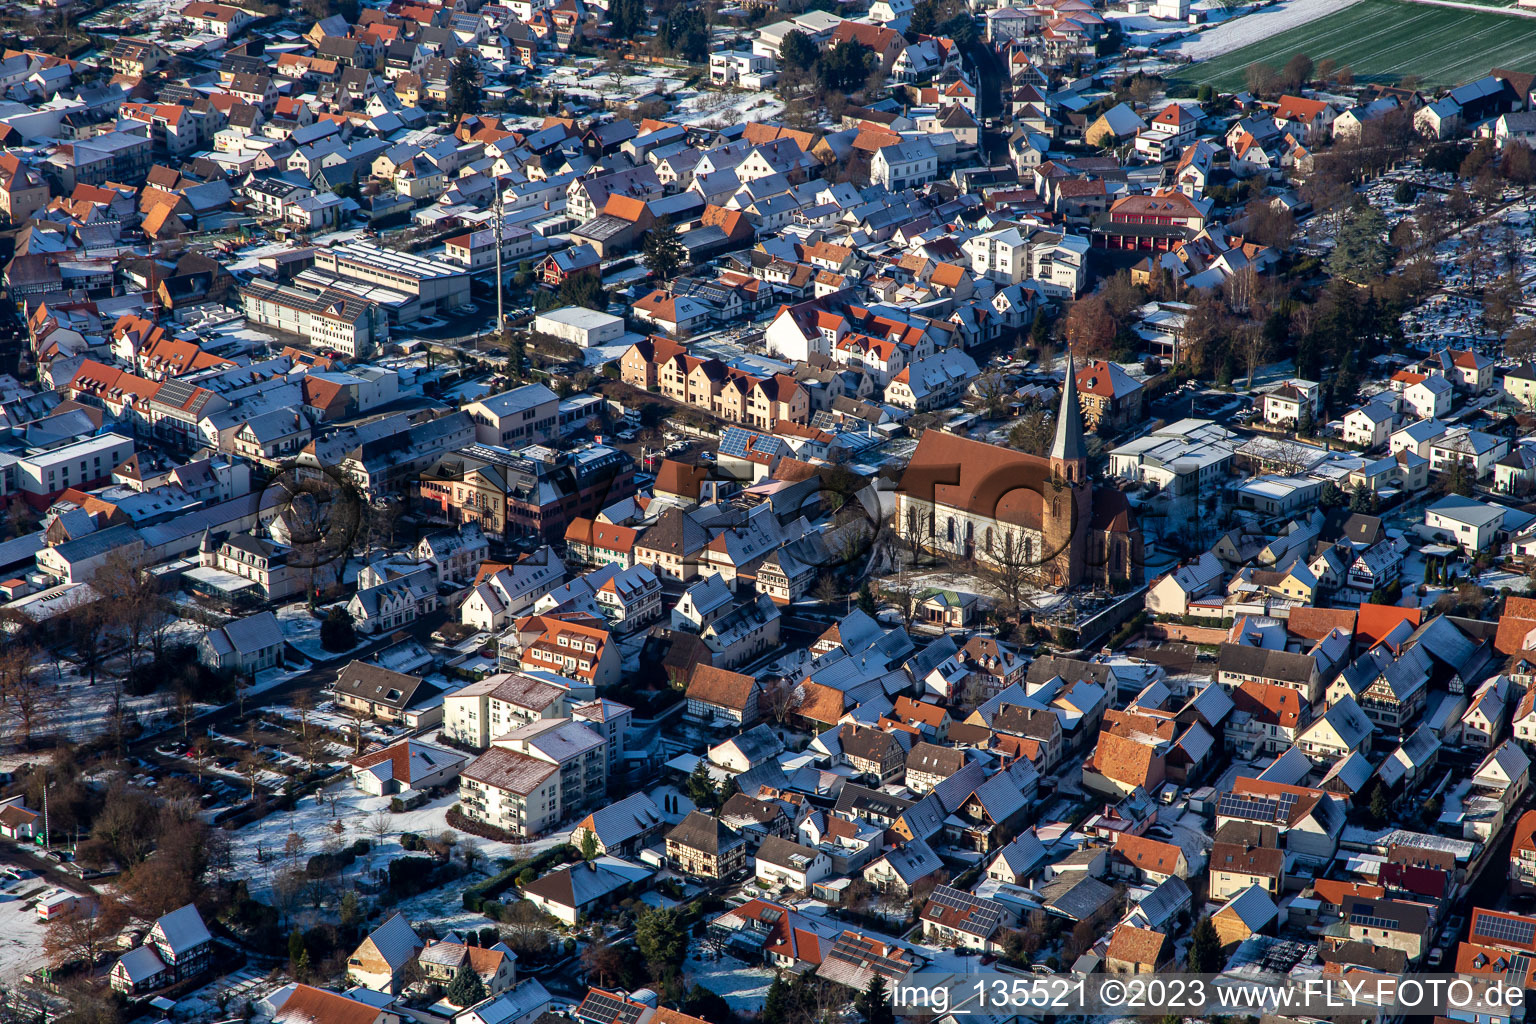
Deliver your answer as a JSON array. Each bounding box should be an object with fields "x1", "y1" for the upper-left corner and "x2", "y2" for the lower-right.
[{"x1": 946, "y1": 517, "x2": 956, "y2": 544}]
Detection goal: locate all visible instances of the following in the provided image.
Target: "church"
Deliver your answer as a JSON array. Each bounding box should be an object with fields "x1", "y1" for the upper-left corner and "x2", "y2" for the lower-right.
[{"x1": 895, "y1": 354, "x2": 1141, "y2": 588}]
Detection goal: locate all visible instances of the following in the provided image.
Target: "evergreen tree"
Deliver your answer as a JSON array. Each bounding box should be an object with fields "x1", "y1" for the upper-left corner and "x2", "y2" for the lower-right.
[
  {"x1": 1029, "y1": 310, "x2": 1049, "y2": 348},
  {"x1": 643, "y1": 218, "x2": 688, "y2": 283},
  {"x1": 818, "y1": 41, "x2": 874, "y2": 93},
  {"x1": 763, "y1": 975, "x2": 794, "y2": 1024},
  {"x1": 446, "y1": 963, "x2": 487, "y2": 1006},
  {"x1": 855, "y1": 976, "x2": 895, "y2": 1024},
  {"x1": 447, "y1": 52, "x2": 483, "y2": 120},
  {"x1": 857, "y1": 582, "x2": 877, "y2": 614},
  {"x1": 660, "y1": 5, "x2": 710, "y2": 61},
  {"x1": 610, "y1": 0, "x2": 646, "y2": 38},
  {"x1": 288, "y1": 929, "x2": 310, "y2": 980},
  {"x1": 778, "y1": 29, "x2": 818, "y2": 72},
  {"x1": 558, "y1": 272, "x2": 607, "y2": 311},
  {"x1": 635, "y1": 905, "x2": 688, "y2": 975},
  {"x1": 320, "y1": 607, "x2": 355, "y2": 651},
  {"x1": 1326, "y1": 202, "x2": 1392, "y2": 285},
  {"x1": 506, "y1": 332, "x2": 525, "y2": 383},
  {"x1": 581, "y1": 829, "x2": 599, "y2": 862},
  {"x1": 685, "y1": 759, "x2": 717, "y2": 810},
  {"x1": 1369, "y1": 783, "x2": 1391, "y2": 826},
  {"x1": 1187, "y1": 916, "x2": 1221, "y2": 973},
  {"x1": 681, "y1": 984, "x2": 736, "y2": 1024},
  {"x1": 908, "y1": 0, "x2": 938, "y2": 36}
]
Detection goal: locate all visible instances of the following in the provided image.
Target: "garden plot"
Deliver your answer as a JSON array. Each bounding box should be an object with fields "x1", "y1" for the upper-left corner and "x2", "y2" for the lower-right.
[
  {"x1": 682, "y1": 944, "x2": 774, "y2": 1012},
  {"x1": 672, "y1": 88, "x2": 786, "y2": 127},
  {"x1": 276, "y1": 602, "x2": 369, "y2": 662},
  {"x1": 229, "y1": 782, "x2": 573, "y2": 904},
  {"x1": 229, "y1": 786, "x2": 458, "y2": 900}
]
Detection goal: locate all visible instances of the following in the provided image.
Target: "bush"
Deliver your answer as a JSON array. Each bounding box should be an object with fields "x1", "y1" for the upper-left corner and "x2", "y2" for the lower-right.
[
  {"x1": 350, "y1": 839, "x2": 371, "y2": 855},
  {"x1": 401, "y1": 832, "x2": 423, "y2": 852},
  {"x1": 390, "y1": 797, "x2": 405, "y2": 813},
  {"x1": 463, "y1": 864, "x2": 520, "y2": 912},
  {"x1": 320, "y1": 607, "x2": 356, "y2": 652},
  {"x1": 388, "y1": 856, "x2": 437, "y2": 898},
  {"x1": 305, "y1": 849, "x2": 358, "y2": 878}
]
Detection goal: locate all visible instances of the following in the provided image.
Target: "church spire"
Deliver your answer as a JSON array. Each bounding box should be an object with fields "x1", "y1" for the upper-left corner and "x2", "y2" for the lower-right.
[{"x1": 1050, "y1": 348, "x2": 1087, "y2": 482}]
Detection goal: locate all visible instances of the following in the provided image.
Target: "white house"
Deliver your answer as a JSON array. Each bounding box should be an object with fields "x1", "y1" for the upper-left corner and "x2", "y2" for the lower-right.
[
  {"x1": 1342, "y1": 401, "x2": 1397, "y2": 450},
  {"x1": 1403, "y1": 374, "x2": 1454, "y2": 419},
  {"x1": 350, "y1": 739, "x2": 468, "y2": 796},
  {"x1": 754, "y1": 836, "x2": 832, "y2": 892},
  {"x1": 871, "y1": 138, "x2": 938, "y2": 191},
  {"x1": 1428, "y1": 427, "x2": 1508, "y2": 479},
  {"x1": 197, "y1": 610, "x2": 285, "y2": 677},
  {"x1": 1424, "y1": 495, "x2": 1507, "y2": 551},
  {"x1": 1146, "y1": 552, "x2": 1223, "y2": 616}
]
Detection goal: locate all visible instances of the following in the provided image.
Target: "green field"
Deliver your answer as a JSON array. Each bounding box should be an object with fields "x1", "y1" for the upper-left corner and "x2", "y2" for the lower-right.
[{"x1": 1167, "y1": 0, "x2": 1536, "y2": 91}]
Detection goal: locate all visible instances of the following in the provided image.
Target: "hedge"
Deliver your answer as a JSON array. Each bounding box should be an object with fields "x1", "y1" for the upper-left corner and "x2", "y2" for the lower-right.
[{"x1": 464, "y1": 864, "x2": 521, "y2": 912}]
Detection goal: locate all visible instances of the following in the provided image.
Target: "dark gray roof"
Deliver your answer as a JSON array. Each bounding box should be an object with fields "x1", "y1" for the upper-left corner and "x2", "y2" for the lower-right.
[
  {"x1": 666, "y1": 810, "x2": 743, "y2": 856},
  {"x1": 1217, "y1": 644, "x2": 1317, "y2": 685}
]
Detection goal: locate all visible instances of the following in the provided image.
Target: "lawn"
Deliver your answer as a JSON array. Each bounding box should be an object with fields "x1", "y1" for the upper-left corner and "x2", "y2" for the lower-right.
[{"x1": 1167, "y1": 0, "x2": 1536, "y2": 91}]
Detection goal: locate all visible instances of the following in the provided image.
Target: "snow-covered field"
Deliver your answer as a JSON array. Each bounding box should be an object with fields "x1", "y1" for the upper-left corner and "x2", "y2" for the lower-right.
[
  {"x1": 230, "y1": 780, "x2": 571, "y2": 906},
  {"x1": 43, "y1": 664, "x2": 176, "y2": 744},
  {"x1": 1169, "y1": 0, "x2": 1368, "y2": 57},
  {"x1": 0, "y1": 881, "x2": 56, "y2": 985},
  {"x1": 672, "y1": 88, "x2": 786, "y2": 127}
]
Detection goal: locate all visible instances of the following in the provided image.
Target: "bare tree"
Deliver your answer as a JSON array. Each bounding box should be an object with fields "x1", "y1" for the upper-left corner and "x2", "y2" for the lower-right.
[
  {"x1": 761, "y1": 675, "x2": 798, "y2": 725},
  {"x1": 43, "y1": 897, "x2": 128, "y2": 968},
  {"x1": 302, "y1": 732, "x2": 330, "y2": 775},
  {"x1": 992, "y1": 529, "x2": 1035, "y2": 620},
  {"x1": 175, "y1": 689, "x2": 199, "y2": 739},
  {"x1": 293, "y1": 692, "x2": 314, "y2": 741},
  {"x1": 0, "y1": 642, "x2": 61, "y2": 746},
  {"x1": 70, "y1": 601, "x2": 106, "y2": 686},
  {"x1": 1238, "y1": 323, "x2": 1268, "y2": 390},
  {"x1": 239, "y1": 746, "x2": 264, "y2": 800},
  {"x1": 368, "y1": 810, "x2": 392, "y2": 844},
  {"x1": 92, "y1": 549, "x2": 156, "y2": 679},
  {"x1": 903, "y1": 505, "x2": 932, "y2": 569}
]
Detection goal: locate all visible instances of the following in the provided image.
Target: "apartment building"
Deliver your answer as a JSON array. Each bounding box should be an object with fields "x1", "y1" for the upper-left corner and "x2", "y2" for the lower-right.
[
  {"x1": 459, "y1": 717, "x2": 607, "y2": 836},
  {"x1": 442, "y1": 671, "x2": 568, "y2": 750}
]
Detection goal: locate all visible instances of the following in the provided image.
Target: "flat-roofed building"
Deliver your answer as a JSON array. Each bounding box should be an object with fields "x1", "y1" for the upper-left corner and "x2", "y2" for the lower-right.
[
  {"x1": 241, "y1": 280, "x2": 388, "y2": 358},
  {"x1": 305, "y1": 242, "x2": 470, "y2": 323},
  {"x1": 534, "y1": 306, "x2": 627, "y2": 348}
]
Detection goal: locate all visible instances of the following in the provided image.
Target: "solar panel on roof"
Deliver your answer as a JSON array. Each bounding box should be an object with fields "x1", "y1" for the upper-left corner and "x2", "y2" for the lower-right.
[
  {"x1": 719, "y1": 428, "x2": 755, "y2": 458},
  {"x1": 577, "y1": 991, "x2": 644, "y2": 1024},
  {"x1": 1475, "y1": 913, "x2": 1536, "y2": 947},
  {"x1": 1349, "y1": 913, "x2": 1399, "y2": 931}
]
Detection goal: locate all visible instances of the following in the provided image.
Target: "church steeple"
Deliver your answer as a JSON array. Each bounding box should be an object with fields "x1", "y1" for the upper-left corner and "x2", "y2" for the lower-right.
[{"x1": 1050, "y1": 349, "x2": 1087, "y2": 484}]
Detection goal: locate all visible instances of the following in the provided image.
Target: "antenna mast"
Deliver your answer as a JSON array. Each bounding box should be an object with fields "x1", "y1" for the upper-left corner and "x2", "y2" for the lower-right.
[{"x1": 493, "y1": 181, "x2": 506, "y2": 338}]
